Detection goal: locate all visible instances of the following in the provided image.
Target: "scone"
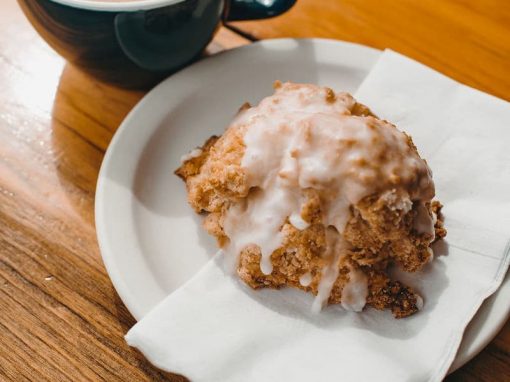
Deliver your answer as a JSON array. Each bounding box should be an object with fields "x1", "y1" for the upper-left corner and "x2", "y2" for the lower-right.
[{"x1": 176, "y1": 82, "x2": 446, "y2": 318}]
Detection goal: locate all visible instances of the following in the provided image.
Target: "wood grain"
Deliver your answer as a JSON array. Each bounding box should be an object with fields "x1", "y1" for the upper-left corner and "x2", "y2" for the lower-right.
[
  {"x1": 231, "y1": 0, "x2": 510, "y2": 101},
  {"x1": 0, "y1": 0, "x2": 508, "y2": 381}
]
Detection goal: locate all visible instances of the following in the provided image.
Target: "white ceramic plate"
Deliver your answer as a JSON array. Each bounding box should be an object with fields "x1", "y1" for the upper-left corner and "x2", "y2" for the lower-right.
[{"x1": 95, "y1": 38, "x2": 509, "y2": 373}]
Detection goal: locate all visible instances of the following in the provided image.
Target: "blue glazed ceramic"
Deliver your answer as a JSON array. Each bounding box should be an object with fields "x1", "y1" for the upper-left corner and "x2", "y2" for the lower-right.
[{"x1": 18, "y1": 0, "x2": 296, "y2": 88}]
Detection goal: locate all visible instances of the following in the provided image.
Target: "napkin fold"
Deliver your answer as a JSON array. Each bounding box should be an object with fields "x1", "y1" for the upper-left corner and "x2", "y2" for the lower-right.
[{"x1": 126, "y1": 50, "x2": 510, "y2": 382}]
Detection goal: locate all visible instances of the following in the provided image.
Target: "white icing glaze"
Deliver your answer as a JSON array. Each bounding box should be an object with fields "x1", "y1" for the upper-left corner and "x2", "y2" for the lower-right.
[
  {"x1": 222, "y1": 83, "x2": 435, "y2": 312},
  {"x1": 413, "y1": 202, "x2": 435, "y2": 238},
  {"x1": 415, "y1": 295, "x2": 424, "y2": 310},
  {"x1": 289, "y1": 212, "x2": 310, "y2": 230},
  {"x1": 299, "y1": 272, "x2": 313, "y2": 287},
  {"x1": 341, "y1": 266, "x2": 369, "y2": 312},
  {"x1": 383, "y1": 189, "x2": 413, "y2": 213},
  {"x1": 223, "y1": 186, "x2": 287, "y2": 275},
  {"x1": 311, "y1": 227, "x2": 346, "y2": 312},
  {"x1": 180, "y1": 148, "x2": 203, "y2": 163},
  {"x1": 427, "y1": 247, "x2": 434, "y2": 263}
]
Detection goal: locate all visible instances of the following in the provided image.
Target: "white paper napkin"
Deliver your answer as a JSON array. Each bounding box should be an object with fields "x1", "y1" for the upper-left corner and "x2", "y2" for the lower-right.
[{"x1": 125, "y1": 50, "x2": 510, "y2": 382}]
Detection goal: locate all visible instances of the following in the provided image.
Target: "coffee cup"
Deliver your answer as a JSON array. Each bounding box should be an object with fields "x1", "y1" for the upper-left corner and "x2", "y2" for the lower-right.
[{"x1": 18, "y1": 0, "x2": 296, "y2": 88}]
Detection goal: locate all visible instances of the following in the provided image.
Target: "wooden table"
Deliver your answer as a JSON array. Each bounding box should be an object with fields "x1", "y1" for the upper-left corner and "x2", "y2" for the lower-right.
[{"x1": 0, "y1": 0, "x2": 508, "y2": 380}]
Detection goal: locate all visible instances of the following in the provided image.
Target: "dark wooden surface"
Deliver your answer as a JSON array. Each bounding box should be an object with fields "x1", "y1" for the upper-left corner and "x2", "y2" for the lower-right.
[{"x1": 0, "y1": 0, "x2": 508, "y2": 380}]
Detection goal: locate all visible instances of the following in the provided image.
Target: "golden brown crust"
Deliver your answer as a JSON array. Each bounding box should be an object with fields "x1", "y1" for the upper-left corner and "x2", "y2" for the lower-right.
[
  {"x1": 174, "y1": 135, "x2": 219, "y2": 180},
  {"x1": 431, "y1": 201, "x2": 447, "y2": 241}
]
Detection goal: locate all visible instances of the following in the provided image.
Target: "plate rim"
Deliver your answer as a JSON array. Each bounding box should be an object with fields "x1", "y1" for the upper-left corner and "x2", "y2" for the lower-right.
[{"x1": 95, "y1": 37, "x2": 509, "y2": 374}]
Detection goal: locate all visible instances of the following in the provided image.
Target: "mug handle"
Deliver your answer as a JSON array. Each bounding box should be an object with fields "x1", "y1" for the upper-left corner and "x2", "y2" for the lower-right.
[
  {"x1": 224, "y1": 0, "x2": 297, "y2": 21},
  {"x1": 114, "y1": 0, "x2": 224, "y2": 72}
]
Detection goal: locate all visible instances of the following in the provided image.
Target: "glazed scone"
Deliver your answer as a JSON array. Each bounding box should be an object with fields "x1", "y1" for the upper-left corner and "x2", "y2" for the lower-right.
[{"x1": 176, "y1": 82, "x2": 446, "y2": 318}]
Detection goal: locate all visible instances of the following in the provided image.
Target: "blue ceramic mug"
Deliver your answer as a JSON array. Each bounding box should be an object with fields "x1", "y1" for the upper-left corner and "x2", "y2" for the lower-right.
[{"x1": 18, "y1": 0, "x2": 296, "y2": 88}]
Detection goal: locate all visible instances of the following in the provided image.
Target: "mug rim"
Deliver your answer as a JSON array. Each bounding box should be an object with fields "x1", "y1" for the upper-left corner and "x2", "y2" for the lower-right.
[{"x1": 48, "y1": 0, "x2": 185, "y2": 12}]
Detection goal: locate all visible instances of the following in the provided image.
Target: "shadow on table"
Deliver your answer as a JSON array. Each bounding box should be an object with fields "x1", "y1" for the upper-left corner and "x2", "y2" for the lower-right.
[
  {"x1": 49, "y1": 63, "x2": 189, "y2": 380},
  {"x1": 49, "y1": 63, "x2": 144, "y2": 224}
]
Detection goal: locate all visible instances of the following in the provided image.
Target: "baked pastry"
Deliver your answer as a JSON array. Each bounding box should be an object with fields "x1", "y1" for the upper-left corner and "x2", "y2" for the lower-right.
[{"x1": 176, "y1": 82, "x2": 446, "y2": 318}]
